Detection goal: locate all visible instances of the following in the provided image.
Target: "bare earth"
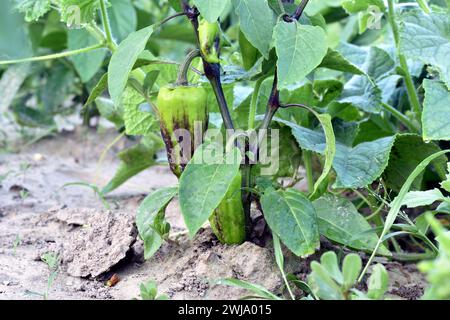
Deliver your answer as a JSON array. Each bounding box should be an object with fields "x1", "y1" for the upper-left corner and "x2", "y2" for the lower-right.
[{"x1": 0, "y1": 129, "x2": 427, "y2": 300}]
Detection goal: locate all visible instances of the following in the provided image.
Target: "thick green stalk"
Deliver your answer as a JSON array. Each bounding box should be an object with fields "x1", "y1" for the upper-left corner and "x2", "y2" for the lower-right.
[{"x1": 387, "y1": 0, "x2": 422, "y2": 120}]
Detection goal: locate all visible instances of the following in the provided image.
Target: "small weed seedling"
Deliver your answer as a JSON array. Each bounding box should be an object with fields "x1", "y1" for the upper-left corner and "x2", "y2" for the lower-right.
[
  {"x1": 308, "y1": 251, "x2": 389, "y2": 300},
  {"x1": 25, "y1": 252, "x2": 59, "y2": 300},
  {"x1": 40, "y1": 252, "x2": 59, "y2": 300},
  {"x1": 12, "y1": 234, "x2": 21, "y2": 257},
  {"x1": 61, "y1": 181, "x2": 111, "y2": 209},
  {"x1": 139, "y1": 280, "x2": 169, "y2": 300}
]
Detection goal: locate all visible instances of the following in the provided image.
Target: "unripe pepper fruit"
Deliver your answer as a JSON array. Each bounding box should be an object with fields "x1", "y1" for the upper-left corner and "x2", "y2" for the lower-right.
[
  {"x1": 197, "y1": 24, "x2": 247, "y2": 244},
  {"x1": 156, "y1": 85, "x2": 208, "y2": 178},
  {"x1": 198, "y1": 19, "x2": 221, "y2": 64},
  {"x1": 209, "y1": 171, "x2": 246, "y2": 244}
]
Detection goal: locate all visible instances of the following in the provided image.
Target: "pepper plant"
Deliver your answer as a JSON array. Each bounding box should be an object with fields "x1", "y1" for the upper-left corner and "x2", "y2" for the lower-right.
[{"x1": 2, "y1": 0, "x2": 450, "y2": 287}]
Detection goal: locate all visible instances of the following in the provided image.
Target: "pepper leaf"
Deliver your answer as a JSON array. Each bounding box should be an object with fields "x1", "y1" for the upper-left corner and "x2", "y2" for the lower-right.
[
  {"x1": 274, "y1": 20, "x2": 327, "y2": 89},
  {"x1": 399, "y1": 10, "x2": 450, "y2": 88},
  {"x1": 232, "y1": 0, "x2": 275, "y2": 58},
  {"x1": 108, "y1": 25, "x2": 154, "y2": 106},
  {"x1": 261, "y1": 188, "x2": 320, "y2": 257},
  {"x1": 313, "y1": 194, "x2": 391, "y2": 256},
  {"x1": 422, "y1": 80, "x2": 450, "y2": 141},
  {"x1": 179, "y1": 144, "x2": 242, "y2": 237},
  {"x1": 194, "y1": 0, "x2": 229, "y2": 23}
]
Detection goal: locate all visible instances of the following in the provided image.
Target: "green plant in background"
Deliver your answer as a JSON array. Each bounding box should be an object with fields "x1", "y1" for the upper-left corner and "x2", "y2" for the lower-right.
[
  {"x1": 308, "y1": 251, "x2": 389, "y2": 300},
  {"x1": 1, "y1": 0, "x2": 450, "y2": 301},
  {"x1": 418, "y1": 214, "x2": 450, "y2": 300},
  {"x1": 139, "y1": 280, "x2": 169, "y2": 300}
]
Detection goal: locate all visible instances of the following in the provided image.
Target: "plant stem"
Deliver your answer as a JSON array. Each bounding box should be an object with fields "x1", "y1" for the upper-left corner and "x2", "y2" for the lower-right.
[
  {"x1": 183, "y1": 4, "x2": 235, "y2": 131},
  {"x1": 392, "y1": 251, "x2": 436, "y2": 262},
  {"x1": 276, "y1": 0, "x2": 286, "y2": 13},
  {"x1": 416, "y1": 0, "x2": 431, "y2": 13},
  {"x1": 176, "y1": 49, "x2": 200, "y2": 86},
  {"x1": 99, "y1": 0, "x2": 116, "y2": 50},
  {"x1": 240, "y1": 164, "x2": 253, "y2": 236},
  {"x1": 158, "y1": 12, "x2": 186, "y2": 26},
  {"x1": 387, "y1": 0, "x2": 422, "y2": 121},
  {"x1": 260, "y1": 73, "x2": 280, "y2": 131},
  {"x1": 86, "y1": 24, "x2": 108, "y2": 43},
  {"x1": 258, "y1": 0, "x2": 311, "y2": 130},
  {"x1": 0, "y1": 44, "x2": 104, "y2": 65},
  {"x1": 205, "y1": 63, "x2": 235, "y2": 130},
  {"x1": 292, "y1": 0, "x2": 310, "y2": 20},
  {"x1": 303, "y1": 151, "x2": 314, "y2": 193},
  {"x1": 248, "y1": 77, "x2": 266, "y2": 130},
  {"x1": 381, "y1": 102, "x2": 418, "y2": 133}
]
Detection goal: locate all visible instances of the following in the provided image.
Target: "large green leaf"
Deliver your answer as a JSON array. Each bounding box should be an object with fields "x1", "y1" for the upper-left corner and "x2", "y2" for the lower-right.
[
  {"x1": 383, "y1": 134, "x2": 447, "y2": 192},
  {"x1": 102, "y1": 137, "x2": 162, "y2": 194},
  {"x1": 122, "y1": 86, "x2": 156, "y2": 136},
  {"x1": 339, "y1": 75, "x2": 382, "y2": 113},
  {"x1": 0, "y1": 0, "x2": 32, "y2": 60},
  {"x1": 332, "y1": 136, "x2": 395, "y2": 188},
  {"x1": 108, "y1": 25, "x2": 154, "y2": 105},
  {"x1": 194, "y1": 0, "x2": 229, "y2": 22},
  {"x1": 401, "y1": 189, "x2": 446, "y2": 208},
  {"x1": 261, "y1": 188, "x2": 319, "y2": 257},
  {"x1": 137, "y1": 187, "x2": 178, "y2": 259},
  {"x1": 232, "y1": 0, "x2": 275, "y2": 58},
  {"x1": 313, "y1": 194, "x2": 390, "y2": 256},
  {"x1": 109, "y1": 0, "x2": 137, "y2": 42},
  {"x1": 68, "y1": 29, "x2": 106, "y2": 82},
  {"x1": 400, "y1": 10, "x2": 450, "y2": 88},
  {"x1": 179, "y1": 144, "x2": 242, "y2": 237},
  {"x1": 274, "y1": 21, "x2": 327, "y2": 89},
  {"x1": 336, "y1": 42, "x2": 368, "y2": 68},
  {"x1": 274, "y1": 118, "x2": 395, "y2": 189},
  {"x1": 339, "y1": 47, "x2": 395, "y2": 113},
  {"x1": 422, "y1": 80, "x2": 450, "y2": 141},
  {"x1": 319, "y1": 48, "x2": 365, "y2": 75}
]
